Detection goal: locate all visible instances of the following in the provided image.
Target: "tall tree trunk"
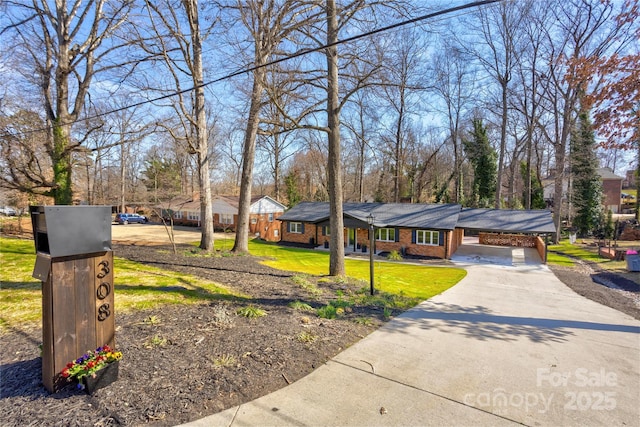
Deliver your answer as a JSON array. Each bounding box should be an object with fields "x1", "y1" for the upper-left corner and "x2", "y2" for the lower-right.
[
  {"x1": 51, "y1": 19, "x2": 74, "y2": 205},
  {"x1": 232, "y1": 73, "x2": 264, "y2": 253},
  {"x1": 393, "y1": 89, "x2": 405, "y2": 203},
  {"x1": 326, "y1": 0, "x2": 345, "y2": 276},
  {"x1": 495, "y1": 81, "x2": 508, "y2": 209},
  {"x1": 120, "y1": 141, "x2": 126, "y2": 213},
  {"x1": 274, "y1": 133, "x2": 281, "y2": 201},
  {"x1": 185, "y1": 0, "x2": 214, "y2": 251},
  {"x1": 553, "y1": 99, "x2": 574, "y2": 243},
  {"x1": 636, "y1": 141, "x2": 640, "y2": 221},
  {"x1": 51, "y1": 121, "x2": 73, "y2": 205}
]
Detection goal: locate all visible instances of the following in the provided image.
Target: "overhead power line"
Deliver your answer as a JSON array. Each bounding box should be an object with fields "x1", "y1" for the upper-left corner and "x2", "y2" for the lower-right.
[{"x1": 2, "y1": 0, "x2": 503, "y2": 138}]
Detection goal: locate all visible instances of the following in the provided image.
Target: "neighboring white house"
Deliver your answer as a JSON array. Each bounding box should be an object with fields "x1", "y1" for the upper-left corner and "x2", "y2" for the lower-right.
[{"x1": 157, "y1": 194, "x2": 287, "y2": 241}]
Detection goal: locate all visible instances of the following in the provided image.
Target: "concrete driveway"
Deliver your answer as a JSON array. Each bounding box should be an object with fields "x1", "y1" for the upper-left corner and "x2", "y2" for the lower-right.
[{"x1": 183, "y1": 260, "x2": 640, "y2": 426}]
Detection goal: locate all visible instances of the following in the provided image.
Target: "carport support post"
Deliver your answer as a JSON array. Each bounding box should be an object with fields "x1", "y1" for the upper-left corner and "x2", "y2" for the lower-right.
[{"x1": 545, "y1": 234, "x2": 548, "y2": 263}]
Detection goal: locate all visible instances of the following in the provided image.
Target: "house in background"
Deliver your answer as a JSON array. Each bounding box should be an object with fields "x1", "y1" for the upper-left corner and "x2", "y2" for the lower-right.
[
  {"x1": 157, "y1": 194, "x2": 286, "y2": 242},
  {"x1": 212, "y1": 195, "x2": 286, "y2": 242},
  {"x1": 597, "y1": 167, "x2": 623, "y2": 213},
  {"x1": 278, "y1": 202, "x2": 555, "y2": 261},
  {"x1": 155, "y1": 196, "x2": 200, "y2": 225},
  {"x1": 542, "y1": 167, "x2": 624, "y2": 213}
]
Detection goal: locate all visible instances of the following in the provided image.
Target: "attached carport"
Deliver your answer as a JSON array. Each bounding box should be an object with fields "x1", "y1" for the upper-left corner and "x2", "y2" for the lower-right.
[{"x1": 454, "y1": 208, "x2": 557, "y2": 263}]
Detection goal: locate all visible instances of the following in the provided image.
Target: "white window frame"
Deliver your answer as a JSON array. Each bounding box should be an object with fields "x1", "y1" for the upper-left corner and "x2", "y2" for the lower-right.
[
  {"x1": 220, "y1": 213, "x2": 233, "y2": 224},
  {"x1": 188, "y1": 211, "x2": 199, "y2": 221},
  {"x1": 273, "y1": 229, "x2": 279, "y2": 237},
  {"x1": 324, "y1": 226, "x2": 330, "y2": 236},
  {"x1": 251, "y1": 217, "x2": 257, "y2": 224},
  {"x1": 268, "y1": 213, "x2": 274, "y2": 222},
  {"x1": 376, "y1": 228, "x2": 395, "y2": 242},
  {"x1": 417, "y1": 230, "x2": 439, "y2": 246},
  {"x1": 290, "y1": 222, "x2": 303, "y2": 234},
  {"x1": 174, "y1": 211, "x2": 182, "y2": 219}
]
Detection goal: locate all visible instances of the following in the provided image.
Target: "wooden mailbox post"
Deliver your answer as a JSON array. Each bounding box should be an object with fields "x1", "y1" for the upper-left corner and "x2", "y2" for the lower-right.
[{"x1": 30, "y1": 206, "x2": 115, "y2": 393}]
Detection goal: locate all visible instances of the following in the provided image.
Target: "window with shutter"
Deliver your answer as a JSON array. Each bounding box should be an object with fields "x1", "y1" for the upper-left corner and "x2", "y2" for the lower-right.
[{"x1": 416, "y1": 230, "x2": 439, "y2": 246}]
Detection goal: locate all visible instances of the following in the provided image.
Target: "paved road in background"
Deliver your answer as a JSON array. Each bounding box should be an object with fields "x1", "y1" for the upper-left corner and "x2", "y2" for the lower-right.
[{"x1": 111, "y1": 223, "x2": 229, "y2": 245}]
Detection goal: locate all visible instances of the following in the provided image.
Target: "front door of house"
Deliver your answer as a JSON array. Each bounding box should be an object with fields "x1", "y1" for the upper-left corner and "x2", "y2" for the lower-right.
[{"x1": 348, "y1": 228, "x2": 356, "y2": 250}]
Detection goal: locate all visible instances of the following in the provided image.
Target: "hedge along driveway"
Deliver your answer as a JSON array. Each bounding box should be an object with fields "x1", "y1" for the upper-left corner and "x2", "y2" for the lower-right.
[{"x1": 248, "y1": 239, "x2": 467, "y2": 300}]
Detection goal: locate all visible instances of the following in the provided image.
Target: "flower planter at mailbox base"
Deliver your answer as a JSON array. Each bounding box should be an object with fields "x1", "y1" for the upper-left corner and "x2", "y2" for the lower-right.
[{"x1": 82, "y1": 361, "x2": 119, "y2": 394}]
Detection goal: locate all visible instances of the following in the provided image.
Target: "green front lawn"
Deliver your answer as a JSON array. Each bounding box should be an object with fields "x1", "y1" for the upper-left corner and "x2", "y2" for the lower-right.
[
  {"x1": 248, "y1": 239, "x2": 466, "y2": 300},
  {"x1": 0, "y1": 237, "x2": 241, "y2": 330},
  {"x1": 1, "y1": 236, "x2": 467, "y2": 331},
  {"x1": 547, "y1": 239, "x2": 632, "y2": 273}
]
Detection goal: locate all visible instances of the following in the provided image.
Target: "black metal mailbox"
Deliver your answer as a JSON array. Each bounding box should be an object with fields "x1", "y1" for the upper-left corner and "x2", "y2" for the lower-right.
[
  {"x1": 30, "y1": 206, "x2": 112, "y2": 280},
  {"x1": 30, "y1": 205, "x2": 112, "y2": 257}
]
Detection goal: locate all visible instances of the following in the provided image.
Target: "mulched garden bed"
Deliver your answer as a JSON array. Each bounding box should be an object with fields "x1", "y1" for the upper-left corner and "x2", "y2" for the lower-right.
[
  {"x1": 1, "y1": 243, "x2": 382, "y2": 426},
  {"x1": 1, "y1": 241, "x2": 638, "y2": 426}
]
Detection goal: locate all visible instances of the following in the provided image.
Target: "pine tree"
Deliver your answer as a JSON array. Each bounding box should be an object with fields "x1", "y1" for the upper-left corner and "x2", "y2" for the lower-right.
[
  {"x1": 462, "y1": 119, "x2": 497, "y2": 208},
  {"x1": 571, "y1": 109, "x2": 604, "y2": 236},
  {"x1": 520, "y1": 162, "x2": 546, "y2": 209},
  {"x1": 284, "y1": 169, "x2": 302, "y2": 207}
]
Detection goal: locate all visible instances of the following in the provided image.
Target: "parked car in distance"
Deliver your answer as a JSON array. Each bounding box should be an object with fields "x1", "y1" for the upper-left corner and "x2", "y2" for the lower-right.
[
  {"x1": 115, "y1": 213, "x2": 148, "y2": 224},
  {"x1": 0, "y1": 206, "x2": 17, "y2": 216}
]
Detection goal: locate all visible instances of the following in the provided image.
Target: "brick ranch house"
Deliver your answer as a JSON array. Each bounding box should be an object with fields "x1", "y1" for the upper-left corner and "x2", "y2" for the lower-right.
[
  {"x1": 278, "y1": 202, "x2": 556, "y2": 262},
  {"x1": 157, "y1": 195, "x2": 286, "y2": 242}
]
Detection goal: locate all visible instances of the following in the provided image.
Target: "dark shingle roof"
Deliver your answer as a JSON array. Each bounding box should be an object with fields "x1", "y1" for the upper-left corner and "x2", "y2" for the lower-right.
[
  {"x1": 359, "y1": 203, "x2": 461, "y2": 229},
  {"x1": 279, "y1": 202, "x2": 461, "y2": 230},
  {"x1": 280, "y1": 203, "x2": 557, "y2": 234},
  {"x1": 278, "y1": 202, "x2": 331, "y2": 223},
  {"x1": 457, "y1": 208, "x2": 556, "y2": 234}
]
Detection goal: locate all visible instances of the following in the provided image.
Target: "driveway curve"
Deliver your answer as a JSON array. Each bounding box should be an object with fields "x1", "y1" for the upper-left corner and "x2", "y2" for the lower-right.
[{"x1": 183, "y1": 262, "x2": 640, "y2": 426}]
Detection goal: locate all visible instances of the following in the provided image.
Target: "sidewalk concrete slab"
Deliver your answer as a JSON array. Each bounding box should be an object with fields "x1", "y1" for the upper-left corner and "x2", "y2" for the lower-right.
[
  {"x1": 184, "y1": 360, "x2": 515, "y2": 427},
  {"x1": 179, "y1": 263, "x2": 640, "y2": 427}
]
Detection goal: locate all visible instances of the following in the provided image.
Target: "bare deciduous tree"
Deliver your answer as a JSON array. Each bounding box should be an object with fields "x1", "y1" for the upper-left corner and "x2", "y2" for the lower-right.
[
  {"x1": 2, "y1": 1, "x2": 134, "y2": 204},
  {"x1": 139, "y1": 0, "x2": 216, "y2": 250},
  {"x1": 226, "y1": 0, "x2": 319, "y2": 254}
]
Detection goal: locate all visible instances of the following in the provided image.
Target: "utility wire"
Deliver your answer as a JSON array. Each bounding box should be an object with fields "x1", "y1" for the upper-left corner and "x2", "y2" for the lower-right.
[{"x1": 2, "y1": 0, "x2": 503, "y2": 138}]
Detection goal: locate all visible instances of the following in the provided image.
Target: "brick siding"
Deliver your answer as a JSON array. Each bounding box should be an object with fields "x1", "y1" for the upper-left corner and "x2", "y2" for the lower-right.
[
  {"x1": 282, "y1": 222, "x2": 318, "y2": 245},
  {"x1": 373, "y1": 229, "x2": 446, "y2": 258},
  {"x1": 602, "y1": 179, "x2": 622, "y2": 213},
  {"x1": 249, "y1": 212, "x2": 283, "y2": 242}
]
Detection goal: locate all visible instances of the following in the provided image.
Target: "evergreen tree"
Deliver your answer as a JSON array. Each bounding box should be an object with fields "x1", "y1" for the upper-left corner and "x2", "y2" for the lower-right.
[
  {"x1": 284, "y1": 169, "x2": 302, "y2": 207},
  {"x1": 141, "y1": 156, "x2": 182, "y2": 202},
  {"x1": 462, "y1": 119, "x2": 497, "y2": 208},
  {"x1": 571, "y1": 109, "x2": 604, "y2": 236},
  {"x1": 520, "y1": 161, "x2": 546, "y2": 209}
]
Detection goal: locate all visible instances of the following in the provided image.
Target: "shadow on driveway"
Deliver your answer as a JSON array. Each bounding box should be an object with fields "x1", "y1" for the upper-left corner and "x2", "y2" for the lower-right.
[{"x1": 385, "y1": 301, "x2": 640, "y2": 344}]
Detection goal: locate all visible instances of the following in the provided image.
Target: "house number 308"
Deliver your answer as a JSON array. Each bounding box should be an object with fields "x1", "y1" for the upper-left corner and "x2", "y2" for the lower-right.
[{"x1": 96, "y1": 260, "x2": 111, "y2": 321}]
